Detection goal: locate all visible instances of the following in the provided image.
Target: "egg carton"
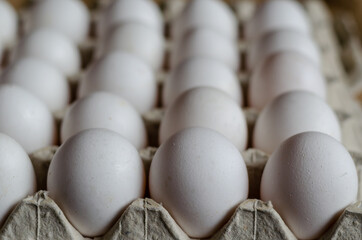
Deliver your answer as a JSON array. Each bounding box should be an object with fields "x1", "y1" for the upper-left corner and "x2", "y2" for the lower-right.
[{"x1": 1, "y1": 0, "x2": 362, "y2": 239}]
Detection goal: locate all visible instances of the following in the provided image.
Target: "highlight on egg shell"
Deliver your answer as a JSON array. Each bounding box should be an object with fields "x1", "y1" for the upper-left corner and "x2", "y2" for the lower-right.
[
  {"x1": 162, "y1": 57, "x2": 243, "y2": 107},
  {"x1": 0, "y1": 0, "x2": 18, "y2": 47},
  {"x1": 248, "y1": 51, "x2": 326, "y2": 110},
  {"x1": 159, "y1": 87, "x2": 248, "y2": 151},
  {"x1": 0, "y1": 133, "x2": 37, "y2": 227},
  {"x1": 78, "y1": 51, "x2": 157, "y2": 114},
  {"x1": 245, "y1": 0, "x2": 310, "y2": 40},
  {"x1": 0, "y1": 84, "x2": 56, "y2": 153},
  {"x1": 47, "y1": 128, "x2": 146, "y2": 237},
  {"x1": 253, "y1": 91, "x2": 341, "y2": 154},
  {"x1": 61, "y1": 91, "x2": 147, "y2": 149},
  {"x1": 171, "y1": 0, "x2": 238, "y2": 41},
  {"x1": 261, "y1": 131, "x2": 358, "y2": 239},
  {"x1": 150, "y1": 127, "x2": 249, "y2": 238}
]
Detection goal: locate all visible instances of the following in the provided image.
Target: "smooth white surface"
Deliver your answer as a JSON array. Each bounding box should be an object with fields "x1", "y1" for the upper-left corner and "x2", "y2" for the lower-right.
[
  {"x1": 261, "y1": 132, "x2": 358, "y2": 239},
  {"x1": 160, "y1": 87, "x2": 248, "y2": 151},
  {"x1": 61, "y1": 92, "x2": 147, "y2": 149},
  {"x1": 253, "y1": 91, "x2": 341, "y2": 154},
  {"x1": 0, "y1": 84, "x2": 55, "y2": 153},
  {"x1": 163, "y1": 58, "x2": 242, "y2": 107},
  {"x1": 245, "y1": 0, "x2": 310, "y2": 40},
  {"x1": 247, "y1": 30, "x2": 320, "y2": 70},
  {"x1": 99, "y1": 0, "x2": 163, "y2": 37},
  {"x1": 0, "y1": 133, "x2": 36, "y2": 227},
  {"x1": 100, "y1": 22, "x2": 165, "y2": 71},
  {"x1": 171, "y1": 28, "x2": 239, "y2": 71},
  {"x1": 248, "y1": 51, "x2": 326, "y2": 110},
  {"x1": 150, "y1": 127, "x2": 248, "y2": 238},
  {"x1": 172, "y1": 0, "x2": 238, "y2": 40},
  {"x1": 0, "y1": 0, "x2": 17, "y2": 47},
  {"x1": 1, "y1": 57, "x2": 70, "y2": 113},
  {"x1": 48, "y1": 129, "x2": 146, "y2": 237},
  {"x1": 28, "y1": 0, "x2": 90, "y2": 44},
  {"x1": 78, "y1": 52, "x2": 157, "y2": 114},
  {"x1": 14, "y1": 29, "x2": 80, "y2": 77}
]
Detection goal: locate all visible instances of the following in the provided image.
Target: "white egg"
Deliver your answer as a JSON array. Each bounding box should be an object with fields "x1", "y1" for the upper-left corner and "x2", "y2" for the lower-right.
[
  {"x1": 172, "y1": 0, "x2": 238, "y2": 40},
  {"x1": 0, "y1": 133, "x2": 36, "y2": 227},
  {"x1": 160, "y1": 87, "x2": 248, "y2": 151},
  {"x1": 245, "y1": 0, "x2": 310, "y2": 40},
  {"x1": 98, "y1": 0, "x2": 163, "y2": 37},
  {"x1": 100, "y1": 22, "x2": 165, "y2": 71},
  {"x1": 48, "y1": 128, "x2": 145, "y2": 237},
  {"x1": 163, "y1": 57, "x2": 242, "y2": 107},
  {"x1": 261, "y1": 132, "x2": 358, "y2": 239},
  {"x1": 247, "y1": 30, "x2": 320, "y2": 70},
  {"x1": 14, "y1": 29, "x2": 80, "y2": 78},
  {"x1": 0, "y1": 0, "x2": 17, "y2": 47},
  {"x1": 0, "y1": 84, "x2": 55, "y2": 153},
  {"x1": 1, "y1": 57, "x2": 70, "y2": 113},
  {"x1": 253, "y1": 91, "x2": 341, "y2": 154},
  {"x1": 28, "y1": 0, "x2": 90, "y2": 44},
  {"x1": 150, "y1": 127, "x2": 248, "y2": 238},
  {"x1": 171, "y1": 28, "x2": 239, "y2": 71},
  {"x1": 61, "y1": 92, "x2": 147, "y2": 149},
  {"x1": 248, "y1": 51, "x2": 326, "y2": 110},
  {"x1": 78, "y1": 51, "x2": 157, "y2": 114}
]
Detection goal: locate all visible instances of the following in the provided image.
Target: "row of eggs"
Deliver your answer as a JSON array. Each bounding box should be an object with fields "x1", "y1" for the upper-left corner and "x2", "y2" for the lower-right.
[{"x1": 0, "y1": 0, "x2": 359, "y2": 240}]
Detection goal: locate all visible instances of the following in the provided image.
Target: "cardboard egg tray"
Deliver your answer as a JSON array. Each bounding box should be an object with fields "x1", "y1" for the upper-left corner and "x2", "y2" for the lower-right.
[{"x1": 1, "y1": 0, "x2": 362, "y2": 239}]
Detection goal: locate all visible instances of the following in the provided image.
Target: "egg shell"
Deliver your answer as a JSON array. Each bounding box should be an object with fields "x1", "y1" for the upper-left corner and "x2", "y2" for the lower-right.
[
  {"x1": 247, "y1": 30, "x2": 320, "y2": 70},
  {"x1": 0, "y1": 84, "x2": 55, "y2": 153},
  {"x1": 61, "y1": 91, "x2": 147, "y2": 149},
  {"x1": 245, "y1": 0, "x2": 311, "y2": 40},
  {"x1": 163, "y1": 57, "x2": 243, "y2": 107},
  {"x1": 253, "y1": 91, "x2": 341, "y2": 154},
  {"x1": 150, "y1": 127, "x2": 249, "y2": 238},
  {"x1": 1, "y1": 57, "x2": 70, "y2": 113},
  {"x1": 47, "y1": 128, "x2": 146, "y2": 237},
  {"x1": 28, "y1": 0, "x2": 90, "y2": 44},
  {"x1": 261, "y1": 131, "x2": 358, "y2": 239},
  {"x1": 100, "y1": 22, "x2": 165, "y2": 71},
  {"x1": 248, "y1": 51, "x2": 326, "y2": 110},
  {"x1": 78, "y1": 51, "x2": 157, "y2": 114},
  {"x1": 0, "y1": 0, "x2": 17, "y2": 48},
  {"x1": 172, "y1": 0, "x2": 238, "y2": 41},
  {"x1": 14, "y1": 29, "x2": 80, "y2": 78},
  {"x1": 171, "y1": 28, "x2": 240, "y2": 71},
  {"x1": 98, "y1": 0, "x2": 163, "y2": 38},
  {"x1": 0, "y1": 133, "x2": 37, "y2": 227},
  {"x1": 160, "y1": 87, "x2": 248, "y2": 151}
]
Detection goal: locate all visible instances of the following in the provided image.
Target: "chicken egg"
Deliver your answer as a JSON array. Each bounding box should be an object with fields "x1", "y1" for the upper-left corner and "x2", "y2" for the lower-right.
[
  {"x1": 245, "y1": 0, "x2": 310, "y2": 40},
  {"x1": 100, "y1": 22, "x2": 165, "y2": 71},
  {"x1": 172, "y1": 0, "x2": 238, "y2": 41},
  {"x1": 160, "y1": 87, "x2": 248, "y2": 151},
  {"x1": 1, "y1": 57, "x2": 70, "y2": 113},
  {"x1": 248, "y1": 51, "x2": 326, "y2": 110},
  {"x1": 61, "y1": 91, "x2": 147, "y2": 149},
  {"x1": 48, "y1": 128, "x2": 146, "y2": 237},
  {"x1": 171, "y1": 28, "x2": 239, "y2": 71},
  {"x1": 163, "y1": 57, "x2": 242, "y2": 107},
  {"x1": 98, "y1": 0, "x2": 163, "y2": 38},
  {"x1": 14, "y1": 29, "x2": 80, "y2": 78},
  {"x1": 78, "y1": 51, "x2": 157, "y2": 114},
  {"x1": 253, "y1": 91, "x2": 341, "y2": 154},
  {"x1": 0, "y1": 84, "x2": 55, "y2": 153},
  {"x1": 150, "y1": 127, "x2": 249, "y2": 238},
  {"x1": 247, "y1": 30, "x2": 320, "y2": 70},
  {"x1": 0, "y1": 0, "x2": 17, "y2": 47},
  {"x1": 0, "y1": 133, "x2": 37, "y2": 227},
  {"x1": 261, "y1": 131, "x2": 358, "y2": 239},
  {"x1": 28, "y1": 0, "x2": 90, "y2": 44}
]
